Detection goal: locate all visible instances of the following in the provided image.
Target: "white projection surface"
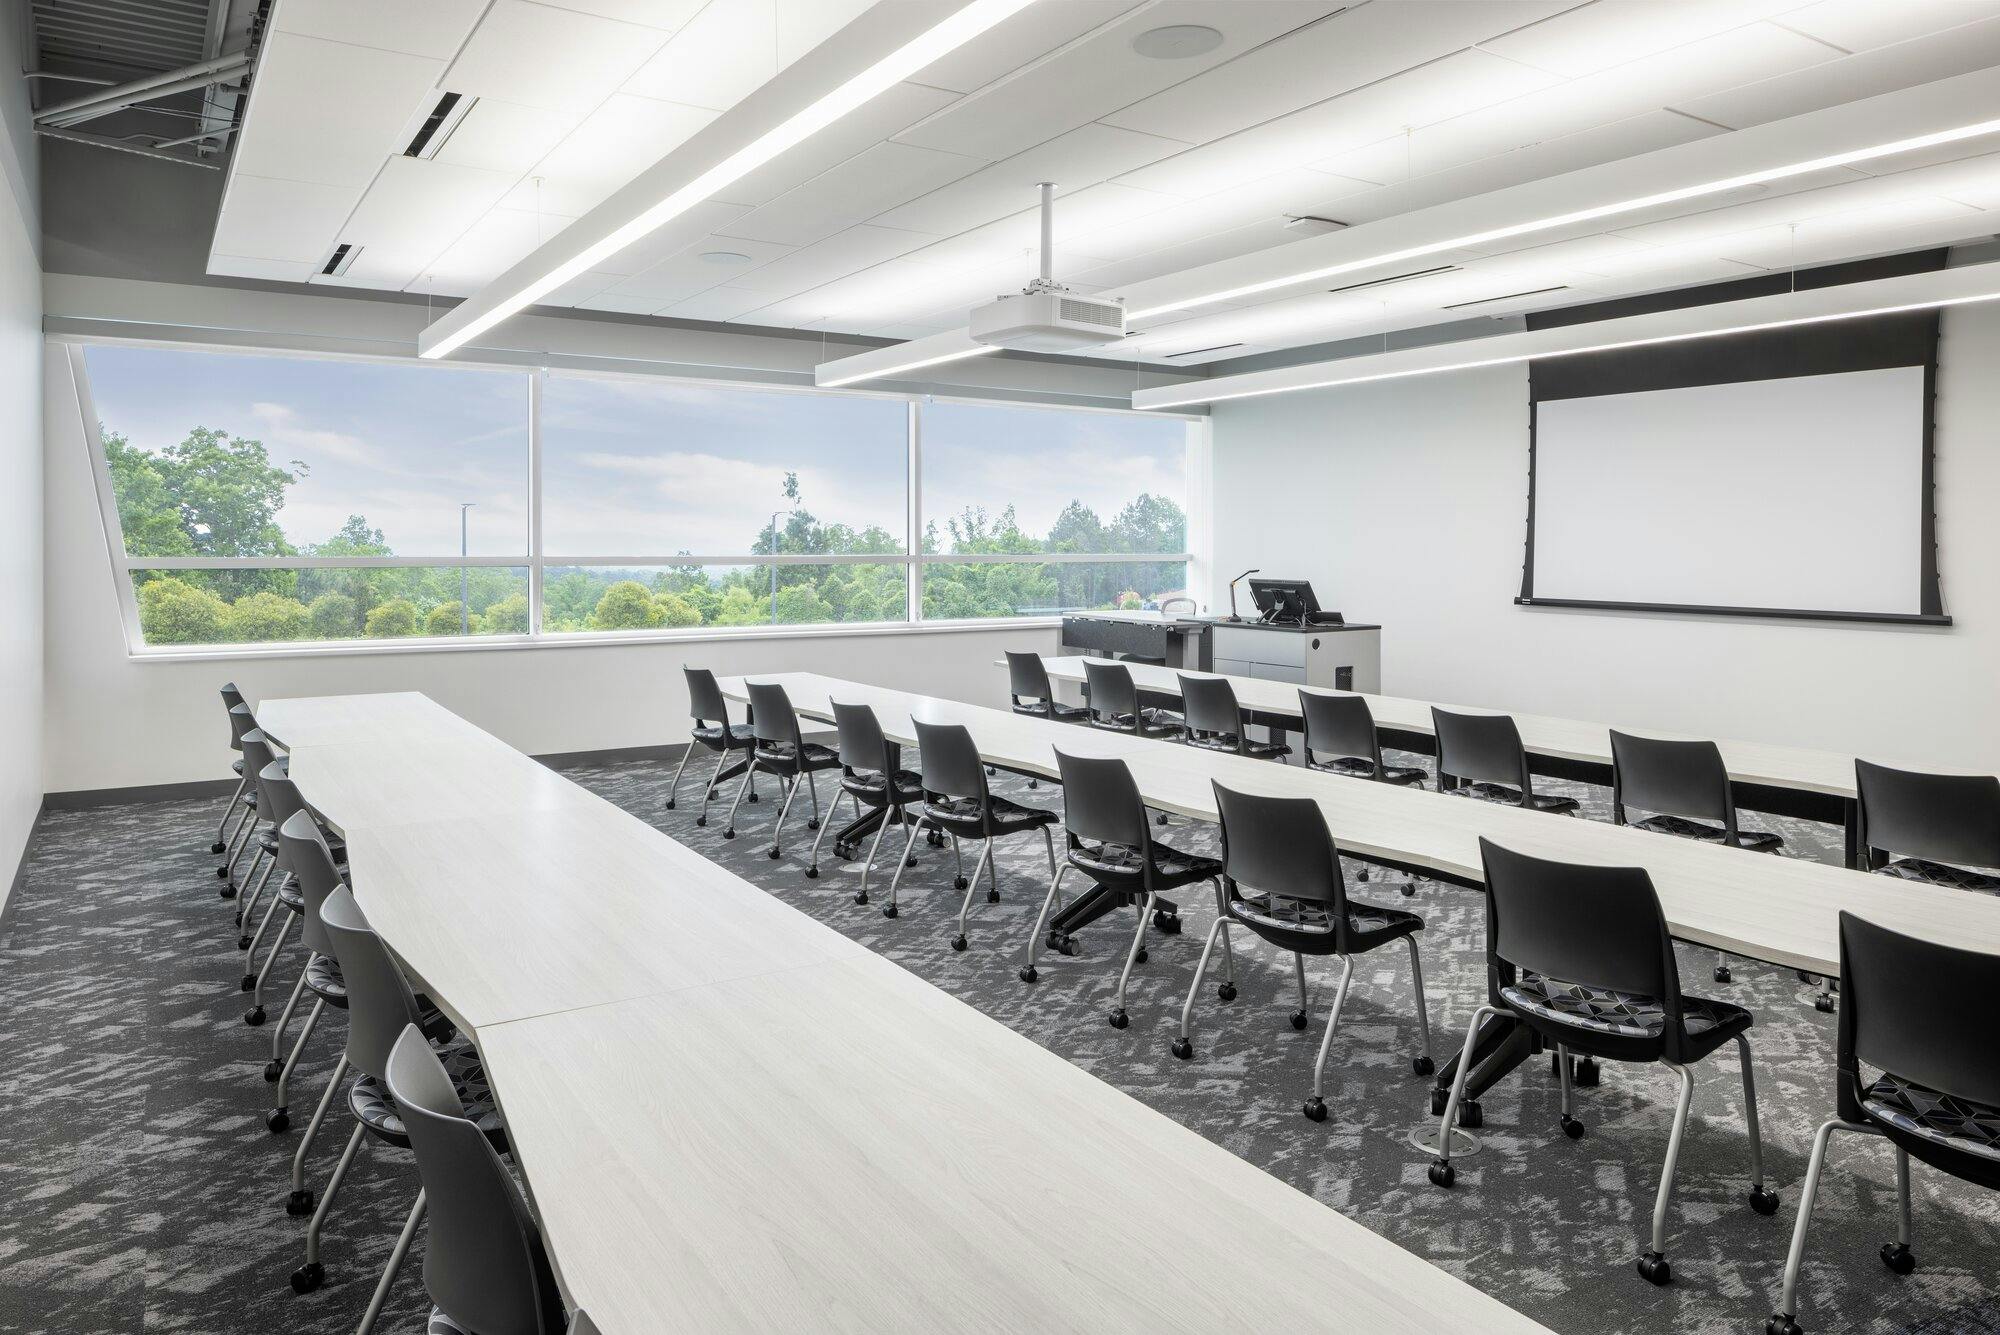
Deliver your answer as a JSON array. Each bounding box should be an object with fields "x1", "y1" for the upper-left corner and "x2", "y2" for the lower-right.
[{"x1": 1530, "y1": 366, "x2": 1924, "y2": 614}]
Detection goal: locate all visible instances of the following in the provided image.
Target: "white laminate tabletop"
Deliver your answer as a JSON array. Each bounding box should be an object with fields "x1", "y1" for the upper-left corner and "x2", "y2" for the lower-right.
[
  {"x1": 481, "y1": 950, "x2": 1556, "y2": 1335},
  {"x1": 722, "y1": 672, "x2": 2000, "y2": 978}
]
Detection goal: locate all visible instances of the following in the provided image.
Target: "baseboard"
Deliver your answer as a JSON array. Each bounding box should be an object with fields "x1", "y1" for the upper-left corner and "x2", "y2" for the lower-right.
[{"x1": 0, "y1": 800, "x2": 46, "y2": 943}]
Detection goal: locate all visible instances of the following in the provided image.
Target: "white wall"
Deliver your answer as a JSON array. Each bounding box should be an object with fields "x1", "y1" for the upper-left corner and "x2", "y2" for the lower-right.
[
  {"x1": 1209, "y1": 302, "x2": 2000, "y2": 773},
  {"x1": 0, "y1": 22, "x2": 42, "y2": 894}
]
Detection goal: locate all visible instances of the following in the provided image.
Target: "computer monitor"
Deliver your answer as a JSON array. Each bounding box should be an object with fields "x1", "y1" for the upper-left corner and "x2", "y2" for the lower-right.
[{"x1": 1248, "y1": 578, "x2": 1321, "y2": 624}]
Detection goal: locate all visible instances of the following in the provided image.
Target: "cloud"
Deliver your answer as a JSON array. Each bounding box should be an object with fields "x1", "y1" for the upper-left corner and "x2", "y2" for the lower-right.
[{"x1": 248, "y1": 401, "x2": 379, "y2": 467}]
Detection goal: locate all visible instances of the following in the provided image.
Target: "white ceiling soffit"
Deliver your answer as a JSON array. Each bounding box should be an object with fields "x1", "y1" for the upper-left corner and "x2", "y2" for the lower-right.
[
  {"x1": 418, "y1": 0, "x2": 1032, "y2": 358},
  {"x1": 1132, "y1": 260, "x2": 2000, "y2": 410}
]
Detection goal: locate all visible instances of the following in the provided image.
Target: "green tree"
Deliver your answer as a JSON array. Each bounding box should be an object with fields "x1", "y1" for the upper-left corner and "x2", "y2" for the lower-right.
[
  {"x1": 137, "y1": 576, "x2": 228, "y2": 644},
  {"x1": 365, "y1": 598, "x2": 419, "y2": 638},
  {"x1": 712, "y1": 586, "x2": 765, "y2": 626},
  {"x1": 308, "y1": 593, "x2": 361, "y2": 639},
  {"x1": 482, "y1": 593, "x2": 530, "y2": 634},
  {"x1": 654, "y1": 590, "x2": 701, "y2": 628},
  {"x1": 773, "y1": 583, "x2": 832, "y2": 625},
  {"x1": 223, "y1": 591, "x2": 310, "y2": 643},
  {"x1": 100, "y1": 430, "x2": 195, "y2": 557},
  {"x1": 426, "y1": 601, "x2": 477, "y2": 636},
  {"x1": 590, "y1": 580, "x2": 662, "y2": 630}
]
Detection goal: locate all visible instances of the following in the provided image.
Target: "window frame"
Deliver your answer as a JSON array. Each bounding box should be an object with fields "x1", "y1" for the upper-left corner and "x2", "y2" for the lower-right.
[{"x1": 64, "y1": 337, "x2": 1206, "y2": 658}]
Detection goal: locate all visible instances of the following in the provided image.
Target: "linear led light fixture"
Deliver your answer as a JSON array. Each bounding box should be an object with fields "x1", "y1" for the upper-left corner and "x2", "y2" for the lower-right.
[
  {"x1": 1131, "y1": 262, "x2": 2000, "y2": 411},
  {"x1": 816, "y1": 328, "x2": 997, "y2": 388},
  {"x1": 420, "y1": 0, "x2": 1038, "y2": 360},
  {"x1": 819, "y1": 344, "x2": 994, "y2": 388}
]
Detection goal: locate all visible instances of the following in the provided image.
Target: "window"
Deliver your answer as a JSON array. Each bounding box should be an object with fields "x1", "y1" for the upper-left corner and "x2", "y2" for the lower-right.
[{"x1": 73, "y1": 341, "x2": 1199, "y2": 653}]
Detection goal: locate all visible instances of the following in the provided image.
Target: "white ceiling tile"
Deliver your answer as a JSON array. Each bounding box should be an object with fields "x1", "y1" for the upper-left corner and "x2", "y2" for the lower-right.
[
  {"x1": 446, "y1": 0, "x2": 670, "y2": 112},
  {"x1": 725, "y1": 224, "x2": 941, "y2": 297},
  {"x1": 721, "y1": 81, "x2": 962, "y2": 207},
  {"x1": 663, "y1": 286, "x2": 780, "y2": 322},
  {"x1": 501, "y1": 94, "x2": 718, "y2": 216},
  {"x1": 420, "y1": 207, "x2": 577, "y2": 289},
  {"x1": 272, "y1": 0, "x2": 485, "y2": 59},
  {"x1": 1610, "y1": 169, "x2": 1973, "y2": 247},
  {"x1": 210, "y1": 174, "x2": 357, "y2": 264},
  {"x1": 431, "y1": 97, "x2": 578, "y2": 175},
  {"x1": 1771, "y1": 0, "x2": 2000, "y2": 53},
  {"x1": 621, "y1": 0, "x2": 779, "y2": 110},
  {"x1": 910, "y1": 1, "x2": 1142, "y2": 94},
  {"x1": 1102, "y1": 1, "x2": 1571, "y2": 144},
  {"x1": 1072, "y1": 218, "x2": 1302, "y2": 293},
  {"x1": 774, "y1": 0, "x2": 876, "y2": 66},
  {"x1": 1065, "y1": 168, "x2": 1351, "y2": 276},
  {"x1": 334, "y1": 156, "x2": 522, "y2": 289},
  {"x1": 878, "y1": 122, "x2": 1187, "y2": 236},
  {"x1": 900, "y1": 181, "x2": 1173, "y2": 273},
  {"x1": 581, "y1": 291, "x2": 673, "y2": 315},
  {"x1": 533, "y1": 0, "x2": 709, "y2": 32},
  {"x1": 725, "y1": 141, "x2": 987, "y2": 248},
  {"x1": 208, "y1": 254, "x2": 320, "y2": 283},
  {"x1": 231, "y1": 32, "x2": 443, "y2": 187},
  {"x1": 1674, "y1": 16, "x2": 2000, "y2": 129},
  {"x1": 1478, "y1": 0, "x2": 1808, "y2": 77},
  {"x1": 542, "y1": 268, "x2": 624, "y2": 306},
  {"x1": 591, "y1": 199, "x2": 757, "y2": 275},
  {"x1": 896, "y1": 1, "x2": 1343, "y2": 162},
  {"x1": 604, "y1": 236, "x2": 796, "y2": 302}
]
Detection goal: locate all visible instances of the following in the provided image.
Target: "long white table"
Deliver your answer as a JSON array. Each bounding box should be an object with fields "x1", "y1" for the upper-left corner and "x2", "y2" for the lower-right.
[{"x1": 254, "y1": 690, "x2": 1554, "y2": 1335}]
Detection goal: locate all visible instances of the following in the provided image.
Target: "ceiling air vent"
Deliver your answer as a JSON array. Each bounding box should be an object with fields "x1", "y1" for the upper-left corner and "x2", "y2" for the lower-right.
[
  {"x1": 404, "y1": 91, "x2": 477, "y2": 160},
  {"x1": 319, "y1": 243, "x2": 361, "y2": 277},
  {"x1": 1325, "y1": 264, "x2": 1459, "y2": 297},
  {"x1": 1442, "y1": 285, "x2": 1570, "y2": 311}
]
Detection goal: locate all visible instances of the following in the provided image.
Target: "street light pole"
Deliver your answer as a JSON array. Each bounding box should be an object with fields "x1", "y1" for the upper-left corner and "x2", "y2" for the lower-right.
[
  {"x1": 459, "y1": 503, "x2": 475, "y2": 635},
  {"x1": 769, "y1": 510, "x2": 780, "y2": 626}
]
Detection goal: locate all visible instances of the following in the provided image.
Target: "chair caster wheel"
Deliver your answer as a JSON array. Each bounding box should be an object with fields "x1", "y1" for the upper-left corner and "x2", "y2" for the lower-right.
[
  {"x1": 1765, "y1": 1317, "x2": 1804, "y2": 1335},
  {"x1": 1302, "y1": 1096, "x2": 1327, "y2": 1123},
  {"x1": 695, "y1": 816, "x2": 707, "y2": 827},
  {"x1": 708, "y1": 788, "x2": 719, "y2": 801},
  {"x1": 1153, "y1": 911, "x2": 1182, "y2": 934},
  {"x1": 1154, "y1": 813, "x2": 1168, "y2": 825},
  {"x1": 853, "y1": 891, "x2": 869, "y2": 905},
  {"x1": 211, "y1": 840, "x2": 227, "y2": 855},
  {"x1": 286, "y1": 1190, "x2": 313, "y2": 1217},
  {"x1": 986, "y1": 888, "x2": 1000, "y2": 904},
  {"x1": 665, "y1": 798, "x2": 677, "y2": 810},
  {"x1": 1400, "y1": 883, "x2": 1415, "y2": 897},
  {"x1": 767, "y1": 847, "x2": 781, "y2": 860},
  {"x1": 1055, "y1": 934, "x2": 1080, "y2": 957},
  {"x1": 244, "y1": 1006, "x2": 265, "y2": 1026},
  {"x1": 1412, "y1": 1055, "x2": 1435, "y2": 1078},
  {"x1": 986, "y1": 766, "x2": 996, "y2": 776},
  {"x1": 1561, "y1": 1114, "x2": 1585, "y2": 1139},
  {"x1": 1171, "y1": 1037, "x2": 1193, "y2": 1060},
  {"x1": 219, "y1": 884, "x2": 236, "y2": 900},
  {"x1": 216, "y1": 865, "x2": 230, "y2": 879},
  {"x1": 1715, "y1": 965, "x2": 1732, "y2": 983},
  {"x1": 833, "y1": 842, "x2": 853, "y2": 860},
  {"x1": 1217, "y1": 982, "x2": 1236, "y2": 1002},
  {"x1": 238, "y1": 931, "x2": 253, "y2": 949},
  {"x1": 883, "y1": 904, "x2": 898, "y2": 919},
  {"x1": 1637, "y1": 1252, "x2": 1671, "y2": 1286},
  {"x1": 1027, "y1": 778, "x2": 1038, "y2": 789},
  {"x1": 1815, "y1": 992, "x2": 1835, "y2": 1014},
  {"x1": 240, "y1": 973, "x2": 255, "y2": 990},
  {"x1": 1289, "y1": 1010, "x2": 1308, "y2": 1031},
  {"x1": 950, "y1": 934, "x2": 967, "y2": 952},
  {"x1": 1134, "y1": 948, "x2": 1148, "y2": 964},
  {"x1": 805, "y1": 865, "x2": 819, "y2": 879},
  {"x1": 1749, "y1": 1185, "x2": 1780, "y2": 1215},
  {"x1": 266, "y1": 1109, "x2": 289, "y2": 1133},
  {"x1": 723, "y1": 828, "x2": 736, "y2": 840},
  {"x1": 234, "y1": 910, "x2": 244, "y2": 926},
  {"x1": 1108, "y1": 1009, "x2": 1128, "y2": 1030},
  {"x1": 1428, "y1": 1159, "x2": 1456, "y2": 1189},
  {"x1": 263, "y1": 1059, "x2": 283, "y2": 1082},
  {"x1": 953, "y1": 876, "x2": 969, "y2": 891},
  {"x1": 927, "y1": 830, "x2": 943, "y2": 847},
  {"x1": 806, "y1": 818, "x2": 820, "y2": 831},
  {"x1": 1880, "y1": 1242, "x2": 1915, "y2": 1274},
  {"x1": 1573, "y1": 1058, "x2": 1600, "y2": 1087},
  {"x1": 290, "y1": 1262, "x2": 324, "y2": 1294},
  {"x1": 747, "y1": 791, "x2": 760, "y2": 802},
  {"x1": 1459, "y1": 1100, "x2": 1483, "y2": 1129},
  {"x1": 1019, "y1": 966, "x2": 1037, "y2": 983}
]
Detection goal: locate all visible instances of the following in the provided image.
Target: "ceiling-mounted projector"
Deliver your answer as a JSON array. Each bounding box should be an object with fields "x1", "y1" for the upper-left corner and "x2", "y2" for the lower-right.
[{"x1": 969, "y1": 182, "x2": 1125, "y2": 352}]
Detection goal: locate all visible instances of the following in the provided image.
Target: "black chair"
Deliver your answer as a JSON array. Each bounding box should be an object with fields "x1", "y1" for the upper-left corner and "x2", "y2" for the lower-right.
[
  {"x1": 1176, "y1": 783, "x2": 1434, "y2": 1123},
  {"x1": 1429, "y1": 839, "x2": 1777, "y2": 1287},
  {"x1": 1021, "y1": 752, "x2": 1224, "y2": 1029},
  {"x1": 1299, "y1": 690, "x2": 1426, "y2": 787},
  {"x1": 213, "y1": 685, "x2": 256, "y2": 855},
  {"x1": 723, "y1": 681, "x2": 840, "y2": 858},
  {"x1": 1611, "y1": 730, "x2": 1782, "y2": 984},
  {"x1": 669, "y1": 666, "x2": 757, "y2": 827},
  {"x1": 1178, "y1": 674, "x2": 1289, "y2": 761},
  {"x1": 1081, "y1": 659, "x2": 1182, "y2": 740},
  {"x1": 1855, "y1": 759, "x2": 2000, "y2": 891},
  {"x1": 266, "y1": 810, "x2": 354, "y2": 1134},
  {"x1": 1432, "y1": 708, "x2": 1579, "y2": 814},
  {"x1": 884, "y1": 719, "x2": 1057, "y2": 950},
  {"x1": 809, "y1": 701, "x2": 923, "y2": 896},
  {"x1": 221, "y1": 726, "x2": 281, "y2": 898},
  {"x1": 1006, "y1": 650, "x2": 1089, "y2": 726},
  {"x1": 1767, "y1": 912, "x2": 2000, "y2": 1335},
  {"x1": 385, "y1": 1026, "x2": 570, "y2": 1335}
]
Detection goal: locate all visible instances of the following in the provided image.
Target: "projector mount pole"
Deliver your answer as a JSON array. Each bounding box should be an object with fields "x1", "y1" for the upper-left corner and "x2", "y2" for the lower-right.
[{"x1": 1031, "y1": 181, "x2": 1061, "y2": 294}]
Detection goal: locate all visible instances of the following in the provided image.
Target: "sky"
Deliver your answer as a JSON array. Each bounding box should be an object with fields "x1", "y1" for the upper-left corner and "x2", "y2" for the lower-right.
[{"x1": 84, "y1": 347, "x2": 1190, "y2": 560}]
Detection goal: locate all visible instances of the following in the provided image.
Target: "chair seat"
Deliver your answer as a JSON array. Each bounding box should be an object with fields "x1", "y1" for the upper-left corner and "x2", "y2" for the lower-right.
[
  {"x1": 349, "y1": 1041, "x2": 503, "y2": 1149},
  {"x1": 1447, "y1": 782, "x2": 1580, "y2": 814},
  {"x1": 1185, "y1": 732, "x2": 1291, "y2": 760},
  {"x1": 841, "y1": 768, "x2": 924, "y2": 804},
  {"x1": 428, "y1": 1307, "x2": 472, "y2": 1335},
  {"x1": 1014, "y1": 699, "x2": 1090, "y2": 724},
  {"x1": 1878, "y1": 858, "x2": 2000, "y2": 893},
  {"x1": 1067, "y1": 839, "x2": 1222, "y2": 891},
  {"x1": 304, "y1": 953, "x2": 350, "y2": 1007},
  {"x1": 1861, "y1": 1073, "x2": 2000, "y2": 1165},
  {"x1": 1089, "y1": 707, "x2": 1183, "y2": 739},
  {"x1": 1502, "y1": 971, "x2": 1750, "y2": 1054},
  {"x1": 753, "y1": 739, "x2": 840, "y2": 770},
  {"x1": 922, "y1": 792, "x2": 1058, "y2": 834},
  {"x1": 277, "y1": 879, "x2": 304, "y2": 912},
  {"x1": 231, "y1": 758, "x2": 244, "y2": 775},
  {"x1": 1633, "y1": 813, "x2": 1782, "y2": 851},
  {"x1": 691, "y1": 721, "x2": 755, "y2": 750},
  {"x1": 1307, "y1": 755, "x2": 1428, "y2": 786},
  {"x1": 1227, "y1": 893, "x2": 1421, "y2": 951}
]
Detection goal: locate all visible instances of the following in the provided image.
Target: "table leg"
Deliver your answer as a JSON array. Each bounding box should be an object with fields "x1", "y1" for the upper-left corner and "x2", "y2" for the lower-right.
[
  {"x1": 1843, "y1": 797, "x2": 1861, "y2": 870},
  {"x1": 1428, "y1": 1012, "x2": 1539, "y2": 1123}
]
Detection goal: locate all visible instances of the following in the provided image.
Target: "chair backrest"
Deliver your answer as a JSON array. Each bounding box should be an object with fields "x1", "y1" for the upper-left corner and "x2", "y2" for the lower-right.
[
  {"x1": 239, "y1": 728, "x2": 277, "y2": 785},
  {"x1": 256, "y1": 759, "x2": 306, "y2": 832},
  {"x1": 1300, "y1": 691, "x2": 1378, "y2": 767},
  {"x1": 746, "y1": 681, "x2": 803, "y2": 748},
  {"x1": 1054, "y1": 751, "x2": 1150, "y2": 851},
  {"x1": 1178, "y1": 674, "x2": 1242, "y2": 743},
  {"x1": 278, "y1": 809, "x2": 343, "y2": 957},
  {"x1": 221, "y1": 681, "x2": 245, "y2": 710},
  {"x1": 318, "y1": 885, "x2": 425, "y2": 1080},
  {"x1": 1840, "y1": 911, "x2": 2000, "y2": 1115},
  {"x1": 683, "y1": 666, "x2": 729, "y2": 726},
  {"x1": 386, "y1": 1027, "x2": 566, "y2": 1335},
  {"x1": 226, "y1": 701, "x2": 255, "y2": 751},
  {"x1": 1004, "y1": 651, "x2": 1053, "y2": 704},
  {"x1": 1212, "y1": 782, "x2": 1344, "y2": 910},
  {"x1": 912, "y1": 719, "x2": 988, "y2": 803},
  {"x1": 1081, "y1": 659, "x2": 1139, "y2": 722},
  {"x1": 568, "y1": 1314, "x2": 598, "y2": 1335},
  {"x1": 1478, "y1": 838, "x2": 1675, "y2": 1008},
  {"x1": 1856, "y1": 759, "x2": 2000, "y2": 870},
  {"x1": 832, "y1": 701, "x2": 891, "y2": 775},
  {"x1": 1610, "y1": 731, "x2": 1734, "y2": 831},
  {"x1": 1433, "y1": 708, "x2": 1531, "y2": 796}
]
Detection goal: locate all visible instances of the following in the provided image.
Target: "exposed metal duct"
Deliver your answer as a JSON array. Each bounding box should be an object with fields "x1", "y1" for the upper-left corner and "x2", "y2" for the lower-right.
[{"x1": 34, "y1": 50, "x2": 250, "y2": 127}]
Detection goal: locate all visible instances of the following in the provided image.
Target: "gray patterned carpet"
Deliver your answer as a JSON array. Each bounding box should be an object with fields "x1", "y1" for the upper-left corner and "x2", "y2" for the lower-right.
[{"x1": 2, "y1": 744, "x2": 1997, "y2": 1335}]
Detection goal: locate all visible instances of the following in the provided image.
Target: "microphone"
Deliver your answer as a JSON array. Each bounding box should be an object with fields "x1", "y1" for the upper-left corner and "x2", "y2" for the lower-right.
[{"x1": 1228, "y1": 568, "x2": 1260, "y2": 622}]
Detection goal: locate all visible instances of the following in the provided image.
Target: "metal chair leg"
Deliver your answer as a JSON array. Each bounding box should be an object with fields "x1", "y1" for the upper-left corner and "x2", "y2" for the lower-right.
[
  {"x1": 1041, "y1": 824, "x2": 1057, "y2": 878},
  {"x1": 664, "y1": 744, "x2": 694, "y2": 811},
  {"x1": 268, "y1": 966, "x2": 311, "y2": 1067},
  {"x1": 247, "y1": 911, "x2": 296, "y2": 1020},
  {"x1": 289, "y1": 1053, "x2": 348, "y2": 1212},
  {"x1": 215, "y1": 773, "x2": 248, "y2": 844},
  {"x1": 721, "y1": 756, "x2": 758, "y2": 839},
  {"x1": 1430, "y1": 1003, "x2": 1501, "y2": 1184},
  {"x1": 1290, "y1": 952, "x2": 1310, "y2": 1027},
  {"x1": 1405, "y1": 934, "x2": 1435, "y2": 1075},
  {"x1": 1637, "y1": 1062, "x2": 1697, "y2": 1284},
  {"x1": 696, "y1": 747, "x2": 728, "y2": 826},
  {"x1": 239, "y1": 871, "x2": 283, "y2": 964},
  {"x1": 271, "y1": 997, "x2": 325, "y2": 1131},
  {"x1": 1211, "y1": 879, "x2": 1236, "y2": 986},
  {"x1": 223, "y1": 814, "x2": 258, "y2": 882},
  {"x1": 950, "y1": 840, "x2": 994, "y2": 949},
  {"x1": 1173, "y1": 915, "x2": 1231, "y2": 1059},
  {"x1": 1739, "y1": 1034, "x2": 1778, "y2": 1214},
  {"x1": 1303, "y1": 955, "x2": 1355, "y2": 1121},
  {"x1": 1109, "y1": 890, "x2": 1156, "y2": 1028},
  {"x1": 1770, "y1": 1118, "x2": 1875, "y2": 1332},
  {"x1": 804, "y1": 771, "x2": 821, "y2": 830},
  {"x1": 767, "y1": 772, "x2": 804, "y2": 858},
  {"x1": 855, "y1": 803, "x2": 894, "y2": 904},
  {"x1": 355, "y1": 1190, "x2": 426, "y2": 1334},
  {"x1": 1020, "y1": 865, "x2": 1067, "y2": 981},
  {"x1": 806, "y1": 788, "x2": 843, "y2": 877},
  {"x1": 293, "y1": 1121, "x2": 365, "y2": 1292},
  {"x1": 883, "y1": 815, "x2": 925, "y2": 917}
]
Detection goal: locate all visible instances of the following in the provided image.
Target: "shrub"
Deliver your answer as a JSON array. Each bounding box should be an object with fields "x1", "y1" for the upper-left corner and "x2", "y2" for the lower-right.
[
  {"x1": 590, "y1": 580, "x2": 662, "y2": 630},
  {"x1": 425, "y1": 601, "x2": 478, "y2": 636},
  {"x1": 654, "y1": 590, "x2": 701, "y2": 628},
  {"x1": 482, "y1": 593, "x2": 530, "y2": 634},
  {"x1": 136, "y1": 576, "x2": 229, "y2": 645},
  {"x1": 222, "y1": 591, "x2": 311, "y2": 643},
  {"x1": 364, "y1": 598, "x2": 419, "y2": 638},
  {"x1": 308, "y1": 593, "x2": 360, "y2": 640}
]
